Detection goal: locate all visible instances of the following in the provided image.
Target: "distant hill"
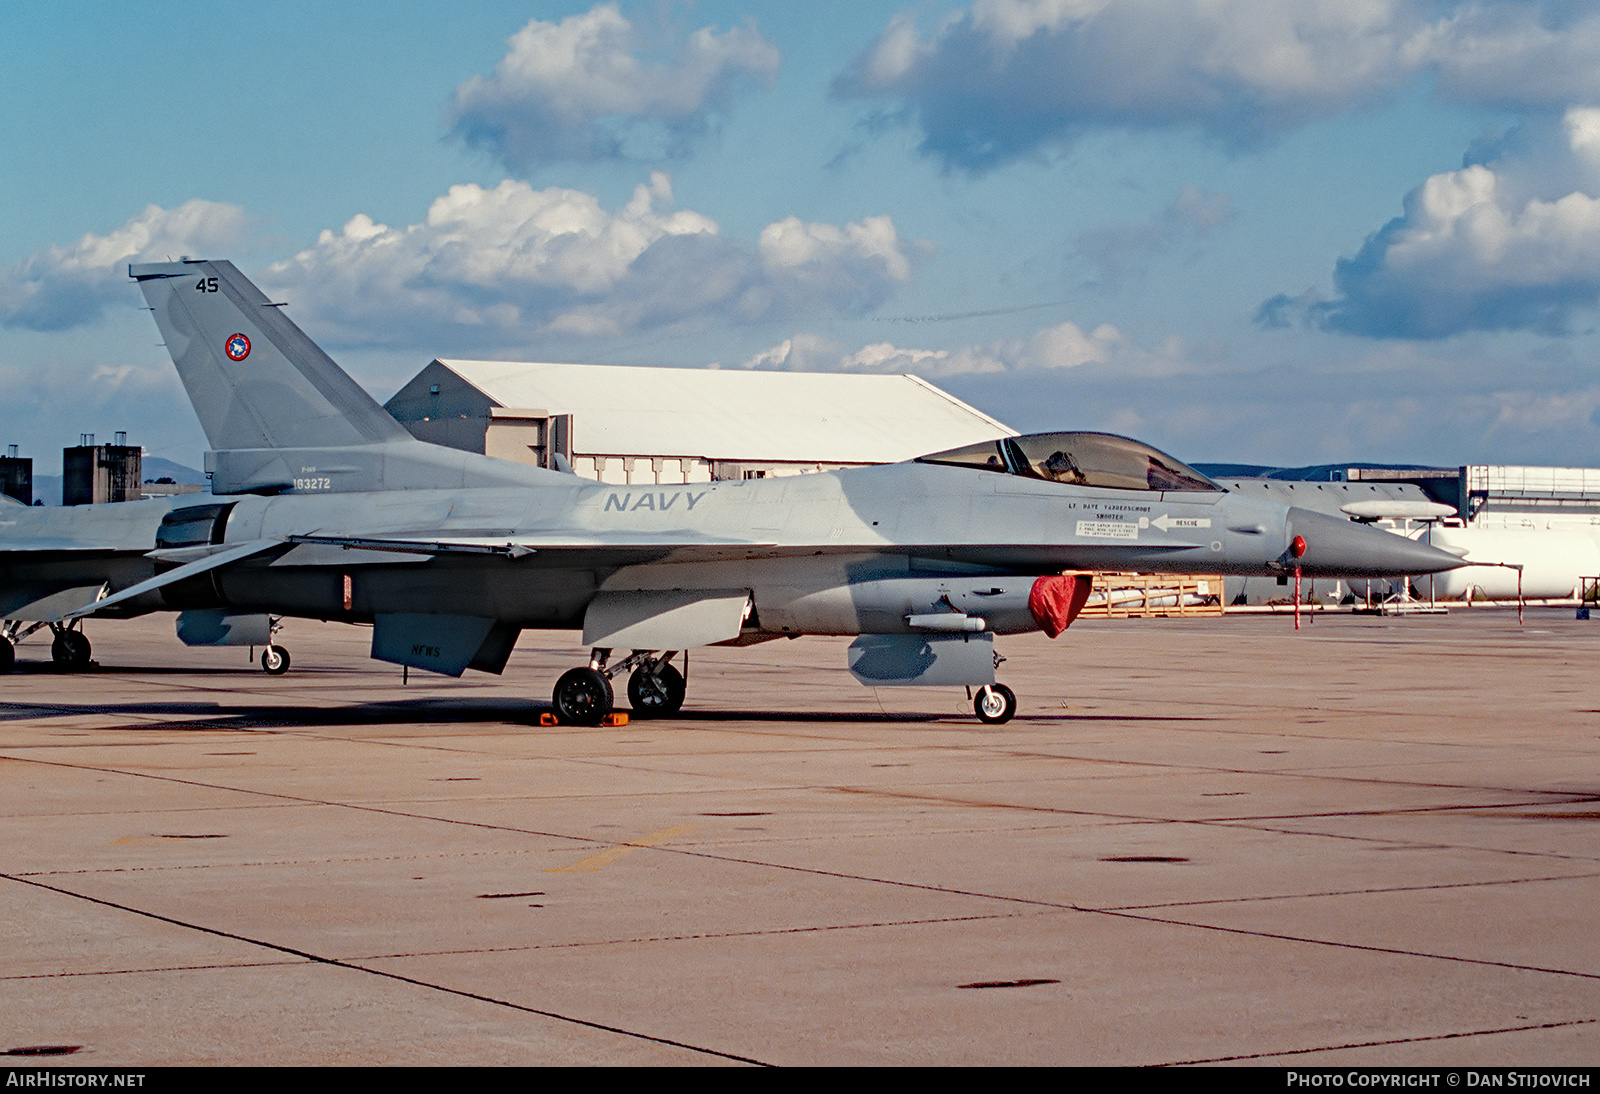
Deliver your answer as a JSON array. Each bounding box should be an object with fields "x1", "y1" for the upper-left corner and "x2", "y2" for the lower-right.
[
  {"x1": 141, "y1": 457, "x2": 208, "y2": 485},
  {"x1": 1192, "y1": 463, "x2": 1277, "y2": 478},
  {"x1": 30, "y1": 456, "x2": 206, "y2": 506}
]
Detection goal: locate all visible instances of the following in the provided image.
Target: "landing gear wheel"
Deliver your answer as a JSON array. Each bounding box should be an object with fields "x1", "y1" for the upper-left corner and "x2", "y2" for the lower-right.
[
  {"x1": 627, "y1": 663, "x2": 686, "y2": 718},
  {"x1": 51, "y1": 630, "x2": 91, "y2": 670},
  {"x1": 0, "y1": 636, "x2": 13, "y2": 675},
  {"x1": 261, "y1": 645, "x2": 291, "y2": 675},
  {"x1": 974, "y1": 683, "x2": 1017, "y2": 725},
  {"x1": 553, "y1": 667, "x2": 614, "y2": 726}
]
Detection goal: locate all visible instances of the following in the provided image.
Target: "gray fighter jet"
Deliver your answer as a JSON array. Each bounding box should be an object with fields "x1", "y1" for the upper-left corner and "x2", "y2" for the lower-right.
[{"x1": 0, "y1": 259, "x2": 1461, "y2": 723}]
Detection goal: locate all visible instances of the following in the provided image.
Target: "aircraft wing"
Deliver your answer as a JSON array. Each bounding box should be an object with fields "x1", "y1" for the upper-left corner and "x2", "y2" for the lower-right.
[
  {"x1": 282, "y1": 531, "x2": 1199, "y2": 574},
  {"x1": 285, "y1": 532, "x2": 779, "y2": 562}
]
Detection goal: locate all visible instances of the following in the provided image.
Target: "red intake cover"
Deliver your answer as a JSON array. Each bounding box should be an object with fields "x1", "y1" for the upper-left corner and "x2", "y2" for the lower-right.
[{"x1": 1029, "y1": 574, "x2": 1093, "y2": 638}]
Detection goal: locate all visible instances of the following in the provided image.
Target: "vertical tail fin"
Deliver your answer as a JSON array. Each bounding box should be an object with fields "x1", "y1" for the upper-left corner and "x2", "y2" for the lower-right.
[
  {"x1": 131, "y1": 259, "x2": 558, "y2": 494},
  {"x1": 130, "y1": 260, "x2": 408, "y2": 451}
]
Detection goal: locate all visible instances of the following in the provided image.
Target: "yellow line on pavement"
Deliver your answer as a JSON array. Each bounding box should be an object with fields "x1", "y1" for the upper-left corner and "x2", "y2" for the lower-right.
[{"x1": 544, "y1": 824, "x2": 695, "y2": 874}]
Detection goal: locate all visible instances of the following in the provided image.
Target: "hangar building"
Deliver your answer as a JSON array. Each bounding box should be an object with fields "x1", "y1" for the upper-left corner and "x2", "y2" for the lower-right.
[{"x1": 384, "y1": 359, "x2": 1014, "y2": 484}]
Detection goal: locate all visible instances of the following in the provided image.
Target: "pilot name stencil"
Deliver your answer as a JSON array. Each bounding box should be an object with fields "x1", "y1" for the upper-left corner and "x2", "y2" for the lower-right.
[{"x1": 603, "y1": 491, "x2": 708, "y2": 513}]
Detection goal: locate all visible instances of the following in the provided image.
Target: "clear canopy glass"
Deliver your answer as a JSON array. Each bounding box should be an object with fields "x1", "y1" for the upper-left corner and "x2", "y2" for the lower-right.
[{"x1": 917, "y1": 432, "x2": 1222, "y2": 493}]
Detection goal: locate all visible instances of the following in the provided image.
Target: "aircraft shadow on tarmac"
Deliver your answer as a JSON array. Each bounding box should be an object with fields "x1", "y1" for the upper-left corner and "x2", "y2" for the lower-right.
[
  {"x1": 4, "y1": 662, "x2": 267, "y2": 677},
  {"x1": 0, "y1": 698, "x2": 951, "y2": 728},
  {"x1": 0, "y1": 692, "x2": 1217, "y2": 730}
]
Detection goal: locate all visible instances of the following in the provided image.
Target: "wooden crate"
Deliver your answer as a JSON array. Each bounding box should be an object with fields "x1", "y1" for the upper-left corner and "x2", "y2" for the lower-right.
[{"x1": 1077, "y1": 572, "x2": 1225, "y2": 618}]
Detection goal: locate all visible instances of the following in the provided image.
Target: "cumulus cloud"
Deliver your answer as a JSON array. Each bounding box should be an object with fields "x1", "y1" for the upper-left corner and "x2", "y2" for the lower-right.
[
  {"x1": 0, "y1": 200, "x2": 251, "y2": 330},
  {"x1": 447, "y1": 3, "x2": 779, "y2": 170},
  {"x1": 1423, "y1": 3, "x2": 1600, "y2": 108},
  {"x1": 1284, "y1": 107, "x2": 1600, "y2": 338},
  {"x1": 740, "y1": 319, "x2": 1147, "y2": 377},
  {"x1": 740, "y1": 332, "x2": 984, "y2": 375},
  {"x1": 731, "y1": 331, "x2": 1600, "y2": 467},
  {"x1": 837, "y1": 0, "x2": 1600, "y2": 170},
  {"x1": 264, "y1": 173, "x2": 914, "y2": 345}
]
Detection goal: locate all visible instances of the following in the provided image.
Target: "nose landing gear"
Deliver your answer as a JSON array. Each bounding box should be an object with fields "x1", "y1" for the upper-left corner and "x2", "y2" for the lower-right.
[
  {"x1": 974, "y1": 683, "x2": 1017, "y2": 724},
  {"x1": 257, "y1": 618, "x2": 290, "y2": 675},
  {"x1": 260, "y1": 644, "x2": 291, "y2": 675}
]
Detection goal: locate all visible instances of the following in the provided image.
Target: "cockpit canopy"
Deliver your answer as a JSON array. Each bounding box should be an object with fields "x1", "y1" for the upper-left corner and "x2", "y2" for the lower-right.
[{"x1": 917, "y1": 431, "x2": 1223, "y2": 493}]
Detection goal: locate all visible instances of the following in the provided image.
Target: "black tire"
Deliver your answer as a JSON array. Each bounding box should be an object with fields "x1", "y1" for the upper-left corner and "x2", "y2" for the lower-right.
[
  {"x1": 0, "y1": 637, "x2": 13, "y2": 675},
  {"x1": 552, "y1": 667, "x2": 614, "y2": 726},
  {"x1": 261, "y1": 645, "x2": 291, "y2": 675},
  {"x1": 627, "y1": 663, "x2": 686, "y2": 718},
  {"x1": 51, "y1": 630, "x2": 91, "y2": 669},
  {"x1": 974, "y1": 683, "x2": 1017, "y2": 725}
]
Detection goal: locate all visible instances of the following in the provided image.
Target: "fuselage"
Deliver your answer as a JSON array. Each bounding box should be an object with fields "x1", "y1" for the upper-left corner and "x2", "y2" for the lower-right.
[
  {"x1": 2, "y1": 418, "x2": 1471, "y2": 649},
  {"x1": 2, "y1": 459, "x2": 1326, "y2": 635}
]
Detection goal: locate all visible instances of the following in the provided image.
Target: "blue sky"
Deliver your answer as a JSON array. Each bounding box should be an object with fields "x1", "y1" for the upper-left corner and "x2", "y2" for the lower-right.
[{"x1": 7, "y1": 1, "x2": 1600, "y2": 472}]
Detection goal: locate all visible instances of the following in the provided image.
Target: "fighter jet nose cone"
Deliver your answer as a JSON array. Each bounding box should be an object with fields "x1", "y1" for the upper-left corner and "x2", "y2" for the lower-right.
[{"x1": 1284, "y1": 507, "x2": 1466, "y2": 577}]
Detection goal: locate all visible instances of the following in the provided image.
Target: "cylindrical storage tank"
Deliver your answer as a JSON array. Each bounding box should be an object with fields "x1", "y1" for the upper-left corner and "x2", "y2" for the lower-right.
[{"x1": 1423, "y1": 526, "x2": 1600, "y2": 600}]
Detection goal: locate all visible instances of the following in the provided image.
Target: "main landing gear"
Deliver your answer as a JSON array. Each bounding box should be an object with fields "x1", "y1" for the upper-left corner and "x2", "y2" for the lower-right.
[
  {"x1": 0, "y1": 621, "x2": 92, "y2": 673},
  {"x1": 51, "y1": 626, "x2": 92, "y2": 669},
  {"x1": 551, "y1": 648, "x2": 686, "y2": 726}
]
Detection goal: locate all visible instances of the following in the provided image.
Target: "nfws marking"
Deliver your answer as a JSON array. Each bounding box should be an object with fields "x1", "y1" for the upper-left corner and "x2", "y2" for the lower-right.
[
  {"x1": 224, "y1": 333, "x2": 251, "y2": 361},
  {"x1": 603, "y1": 491, "x2": 708, "y2": 513},
  {"x1": 1077, "y1": 519, "x2": 1139, "y2": 540},
  {"x1": 411, "y1": 644, "x2": 441, "y2": 659},
  {"x1": 1149, "y1": 514, "x2": 1212, "y2": 532}
]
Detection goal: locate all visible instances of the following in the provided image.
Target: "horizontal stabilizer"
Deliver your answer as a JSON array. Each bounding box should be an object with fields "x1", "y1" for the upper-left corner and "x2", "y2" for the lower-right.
[
  {"x1": 1, "y1": 584, "x2": 108, "y2": 623},
  {"x1": 65, "y1": 540, "x2": 280, "y2": 618}
]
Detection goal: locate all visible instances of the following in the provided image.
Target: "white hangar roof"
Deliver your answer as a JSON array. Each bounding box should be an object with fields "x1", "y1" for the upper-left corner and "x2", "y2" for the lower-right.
[{"x1": 429, "y1": 359, "x2": 1015, "y2": 463}]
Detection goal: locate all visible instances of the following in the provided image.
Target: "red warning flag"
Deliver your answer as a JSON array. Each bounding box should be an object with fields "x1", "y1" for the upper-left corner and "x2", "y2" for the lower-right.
[{"x1": 1029, "y1": 574, "x2": 1093, "y2": 638}]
